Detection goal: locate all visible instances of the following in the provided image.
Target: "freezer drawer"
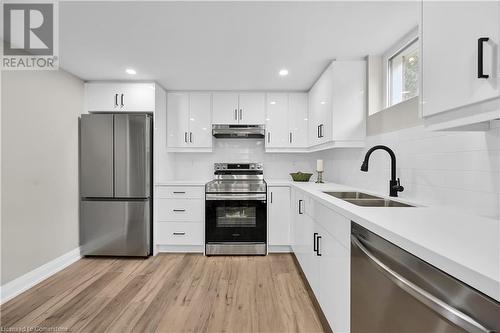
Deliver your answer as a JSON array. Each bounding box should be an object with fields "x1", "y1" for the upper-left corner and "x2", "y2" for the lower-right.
[{"x1": 81, "y1": 199, "x2": 150, "y2": 256}]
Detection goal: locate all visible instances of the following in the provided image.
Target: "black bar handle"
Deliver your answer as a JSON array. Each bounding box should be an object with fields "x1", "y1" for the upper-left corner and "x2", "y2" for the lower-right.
[
  {"x1": 114, "y1": 93, "x2": 118, "y2": 107},
  {"x1": 316, "y1": 235, "x2": 322, "y2": 256},
  {"x1": 317, "y1": 125, "x2": 320, "y2": 138},
  {"x1": 172, "y1": 191, "x2": 186, "y2": 194},
  {"x1": 478, "y1": 37, "x2": 490, "y2": 79},
  {"x1": 173, "y1": 232, "x2": 185, "y2": 236},
  {"x1": 313, "y1": 232, "x2": 318, "y2": 252},
  {"x1": 270, "y1": 191, "x2": 273, "y2": 203},
  {"x1": 120, "y1": 93, "x2": 124, "y2": 107},
  {"x1": 173, "y1": 209, "x2": 186, "y2": 212},
  {"x1": 298, "y1": 199, "x2": 303, "y2": 214}
]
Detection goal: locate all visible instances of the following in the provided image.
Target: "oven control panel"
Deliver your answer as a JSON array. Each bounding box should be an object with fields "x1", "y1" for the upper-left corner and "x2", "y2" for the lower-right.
[{"x1": 214, "y1": 163, "x2": 263, "y2": 171}]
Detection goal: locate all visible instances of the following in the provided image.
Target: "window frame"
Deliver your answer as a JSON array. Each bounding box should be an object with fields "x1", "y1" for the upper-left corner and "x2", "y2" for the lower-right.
[{"x1": 382, "y1": 27, "x2": 419, "y2": 109}]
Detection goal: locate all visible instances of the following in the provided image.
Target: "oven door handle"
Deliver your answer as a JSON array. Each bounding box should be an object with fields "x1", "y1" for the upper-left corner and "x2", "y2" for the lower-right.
[{"x1": 206, "y1": 193, "x2": 267, "y2": 201}]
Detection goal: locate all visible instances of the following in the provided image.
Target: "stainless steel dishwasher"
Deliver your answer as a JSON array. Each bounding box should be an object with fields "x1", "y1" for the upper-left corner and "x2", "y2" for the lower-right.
[{"x1": 351, "y1": 222, "x2": 500, "y2": 333}]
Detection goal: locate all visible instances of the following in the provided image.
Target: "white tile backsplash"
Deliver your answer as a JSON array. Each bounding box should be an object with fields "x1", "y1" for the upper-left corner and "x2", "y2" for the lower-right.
[
  {"x1": 320, "y1": 125, "x2": 500, "y2": 219},
  {"x1": 170, "y1": 139, "x2": 318, "y2": 181},
  {"x1": 164, "y1": 125, "x2": 499, "y2": 219}
]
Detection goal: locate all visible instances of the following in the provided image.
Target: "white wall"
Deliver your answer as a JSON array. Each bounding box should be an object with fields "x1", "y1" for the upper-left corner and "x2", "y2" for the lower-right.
[
  {"x1": 1, "y1": 70, "x2": 84, "y2": 284},
  {"x1": 321, "y1": 125, "x2": 500, "y2": 219},
  {"x1": 170, "y1": 139, "x2": 318, "y2": 181}
]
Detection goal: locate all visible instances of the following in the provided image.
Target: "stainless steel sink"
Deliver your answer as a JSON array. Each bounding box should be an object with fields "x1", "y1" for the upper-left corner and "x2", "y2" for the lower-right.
[
  {"x1": 344, "y1": 198, "x2": 414, "y2": 207},
  {"x1": 323, "y1": 191, "x2": 415, "y2": 207},
  {"x1": 323, "y1": 191, "x2": 382, "y2": 200}
]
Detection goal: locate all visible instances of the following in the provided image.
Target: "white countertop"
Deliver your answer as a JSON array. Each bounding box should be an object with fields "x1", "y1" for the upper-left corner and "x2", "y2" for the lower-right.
[
  {"x1": 155, "y1": 180, "x2": 209, "y2": 186},
  {"x1": 269, "y1": 179, "x2": 500, "y2": 301}
]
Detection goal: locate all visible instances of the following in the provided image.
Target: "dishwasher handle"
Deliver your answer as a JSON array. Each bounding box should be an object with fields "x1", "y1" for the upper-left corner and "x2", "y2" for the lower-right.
[{"x1": 351, "y1": 235, "x2": 491, "y2": 333}]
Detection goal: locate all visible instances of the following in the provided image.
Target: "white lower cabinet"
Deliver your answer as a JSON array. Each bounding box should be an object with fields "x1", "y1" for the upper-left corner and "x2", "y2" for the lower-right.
[
  {"x1": 268, "y1": 186, "x2": 291, "y2": 246},
  {"x1": 156, "y1": 222, "x2": 203, "y2": 245},
  {"x1": 291, "y1": 188, "x2": 350, "y2": 332},
  {"x1": 154, "y1": 185, "x2": 204, "y2": 249},
  {"x1": 316, "y1": 223, "x2": 350, "y2": 333}
]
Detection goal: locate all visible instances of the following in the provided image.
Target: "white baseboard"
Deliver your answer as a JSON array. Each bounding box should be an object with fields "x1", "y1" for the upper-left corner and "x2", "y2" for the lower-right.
[
  {"x1": 0, "y1": 247, "x2": 82, "y2": 304},
  {"x1": 157, "y1": 245, "x2": 203, "y2": 253},
  {"x1": 268, "y1": 245, "x2": 292, "y2": 253}
]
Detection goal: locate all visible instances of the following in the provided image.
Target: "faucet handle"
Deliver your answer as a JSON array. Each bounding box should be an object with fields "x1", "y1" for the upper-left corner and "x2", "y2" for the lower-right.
[{"x1": 395, "y1": 178, "x2": 404, "y2": 192}]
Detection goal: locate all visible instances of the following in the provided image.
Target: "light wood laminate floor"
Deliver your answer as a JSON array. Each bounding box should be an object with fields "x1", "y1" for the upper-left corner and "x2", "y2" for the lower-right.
[{"x1": 0, "y1": 254, "x2": 327, "y2": 333}]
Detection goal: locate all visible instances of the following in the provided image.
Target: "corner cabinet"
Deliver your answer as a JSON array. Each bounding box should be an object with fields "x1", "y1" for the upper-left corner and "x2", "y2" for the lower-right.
[
  {"x1": 166, "y1": 92, "x2": 213, "y2": 152},
  {"x1": 85, "y1": 82, "x2": 156, "y2": 112},
  {"x1": 212, "y1": 92, "x2": 265, "y2": 125},
  {"x1": 291, "y1": 188, "x2": 350, "y2": 333},
  {"x1": 308, "y1": 60, "x2": 366, "y2": 151},
  {"x1": 265, "y1": 93, "x2": 309, "y2": 152},
  {"x1": 421, "y1": 1, "x2": 500, "y2": 130}
]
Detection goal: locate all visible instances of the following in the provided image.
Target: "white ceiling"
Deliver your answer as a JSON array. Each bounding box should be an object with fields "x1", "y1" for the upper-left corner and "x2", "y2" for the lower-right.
[{"x1": 59, "y1": 1, "x2": 419, "y2": 91}]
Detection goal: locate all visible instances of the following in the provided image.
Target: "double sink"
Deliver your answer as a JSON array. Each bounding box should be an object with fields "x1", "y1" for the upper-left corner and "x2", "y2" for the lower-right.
[{"x1": 323, "y1": 191, "x2": 415, "y2": 207}]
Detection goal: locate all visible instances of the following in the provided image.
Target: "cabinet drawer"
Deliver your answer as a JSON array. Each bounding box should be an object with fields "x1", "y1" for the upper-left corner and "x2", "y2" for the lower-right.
[
  {"x1": 156, "y1": 186, "x2": 204, "y2": 199},
  {"x1": 157, "y1": 199, "x2": 204, "y2": 221},
  {"x1": 314, "y1": 203, "x2": 350, "y2": 249},
  {"x1": 156, "y1": 222, "x2": 203, "y2": 245}
]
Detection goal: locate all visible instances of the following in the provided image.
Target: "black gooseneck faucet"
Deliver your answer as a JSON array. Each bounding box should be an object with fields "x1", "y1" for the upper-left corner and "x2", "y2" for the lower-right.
[{"x1": 360, "y1": 145, "x2": 404, "y2": 197}]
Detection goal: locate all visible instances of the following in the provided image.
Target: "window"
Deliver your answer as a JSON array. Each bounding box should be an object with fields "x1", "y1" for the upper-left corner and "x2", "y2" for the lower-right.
[{"x1": 387, "y1": 37, "x2": 419, "y2": 107}]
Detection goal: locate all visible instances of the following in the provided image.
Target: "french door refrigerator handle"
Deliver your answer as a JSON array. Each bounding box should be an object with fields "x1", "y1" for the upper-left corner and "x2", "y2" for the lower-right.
[
  {"x1": 351, "y1": 235, "x2": 490, "y2": 333},
  {"x1": 478, "y1": 37, "x2": 490, "y2": 79}
]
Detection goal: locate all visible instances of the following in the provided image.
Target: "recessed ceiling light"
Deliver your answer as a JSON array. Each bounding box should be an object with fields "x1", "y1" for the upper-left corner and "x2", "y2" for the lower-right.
[
  {"x1": 320, "y1": 101, "x2": 326, "y2": 105},
  {"x1": 279, "y1": 69, "x2": 289, "y2": 76},
  {"x1": 125, "y1": 68, "x2": 136, "y2": 75},
  {"x1": 270, "y1": 101, "x2": 276, "y2": 105}
]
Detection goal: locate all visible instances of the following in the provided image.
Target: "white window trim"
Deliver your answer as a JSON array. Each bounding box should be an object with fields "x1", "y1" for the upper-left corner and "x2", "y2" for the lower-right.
[{"x1": 382, "y1": 26, "x2": 419, "y2": 109}]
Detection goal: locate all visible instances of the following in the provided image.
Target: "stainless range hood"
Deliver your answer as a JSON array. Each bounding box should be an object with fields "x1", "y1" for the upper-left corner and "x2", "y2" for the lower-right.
[{"x1": 212, "y1": 125, "x2": 265, "y2": 139}]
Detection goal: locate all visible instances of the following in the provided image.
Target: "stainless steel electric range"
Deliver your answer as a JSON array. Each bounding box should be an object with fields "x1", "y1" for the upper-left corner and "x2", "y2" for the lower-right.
[{"x1": 205, "y1": 163, "x2": 267, "y2": 256}]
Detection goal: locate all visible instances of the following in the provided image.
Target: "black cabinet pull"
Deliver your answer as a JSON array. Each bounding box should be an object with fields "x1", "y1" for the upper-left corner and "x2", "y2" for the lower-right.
[
  {"x1": 239, "y1": 109, "x2": 243, "y2": 120},
  {"x1": 267, "y1": 132, "x2": 271, "y2": 143},
  {"x1": 120, "y1": 93, "x2": 124, "y2": 107},
  {"x1": 189, "y1": 132, "x2": 193, "y2": 143},
  {"x1": 316, "y1": 235, "x2": 322, "y2": 256},
  {"x1": 478, "y1": 37, "x2": 490, "y2": 79},
  {"x1": 173, "y1": 209, "x2": 186, "y2": 212},
  {"x1": 298, "y1": 199, "x2": 303, "y2": 214},
  {"x1": 173, "y1": 232, "x2": 186, "y2": 236},
  {"x1": 313, "y1": 232, "x2": 318, "y2": 252},
  {"x1": 317, "y1": 125, "x2": 320, "y2": 138},
  {"x1": 172, "y1": 191, "x2": 186, "y2": 194},
  {"x1": 114, "y1": 94, "x2": 118, "y2": 107},
  {"x1": 289, "y1": 132, "x2": 292, "y2": 143},
  {"x1": 270, "y1": 192, "x2": 273, "y2": 203},
  {"x1": 234, "y1": 109, "x2": 238, "y2": 120}
]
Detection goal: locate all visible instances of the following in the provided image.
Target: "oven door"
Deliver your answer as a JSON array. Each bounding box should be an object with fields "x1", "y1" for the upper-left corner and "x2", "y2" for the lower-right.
[{"x1": 205, "y1": 193, "x2": 267, "y2": 243}]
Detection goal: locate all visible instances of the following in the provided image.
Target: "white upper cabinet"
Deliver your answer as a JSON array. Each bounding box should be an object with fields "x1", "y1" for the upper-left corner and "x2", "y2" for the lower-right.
[
  {"x1": 86, "y1": 83, "x2": 156, "y2": 112},
  {"x1": 188, "y1": 93, "x2": 212, "y2": 148},
  {"x1": 289, "y1": 93, "x2": 309, "y2": 148},
  {"x1": 212, "y1": 92, "x2": 265, "y2": 125},
  {"x1": 167, "y1": 93, "x2": 190, "y2": 148},
  {"x1": 422, "y1": 1, "x2": 500, "y2": 129},
  {"x1": 212, "y1": 93, "x2": 239, "y2": 124},
  {"x1": 167, "y1": 92, "x2": 212, "y2": 151},
  {"x1": 308, "y1": 60, "x2": 366, "y2": 151},
  {"x1": 266, "y1": 92, "x2": 309, "y2": 151},
  {"x1": 238, "y1": 93, "x2": 266, "y2": 124},
  {"x1": 266, "y1": 93, "x2": 290, "y2": 148}
]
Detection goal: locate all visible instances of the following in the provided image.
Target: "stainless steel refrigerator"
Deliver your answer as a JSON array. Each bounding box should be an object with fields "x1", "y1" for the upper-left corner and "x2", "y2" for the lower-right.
[{"x1": 80, "y1": 114, "x2": 152, "y2": 256}]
